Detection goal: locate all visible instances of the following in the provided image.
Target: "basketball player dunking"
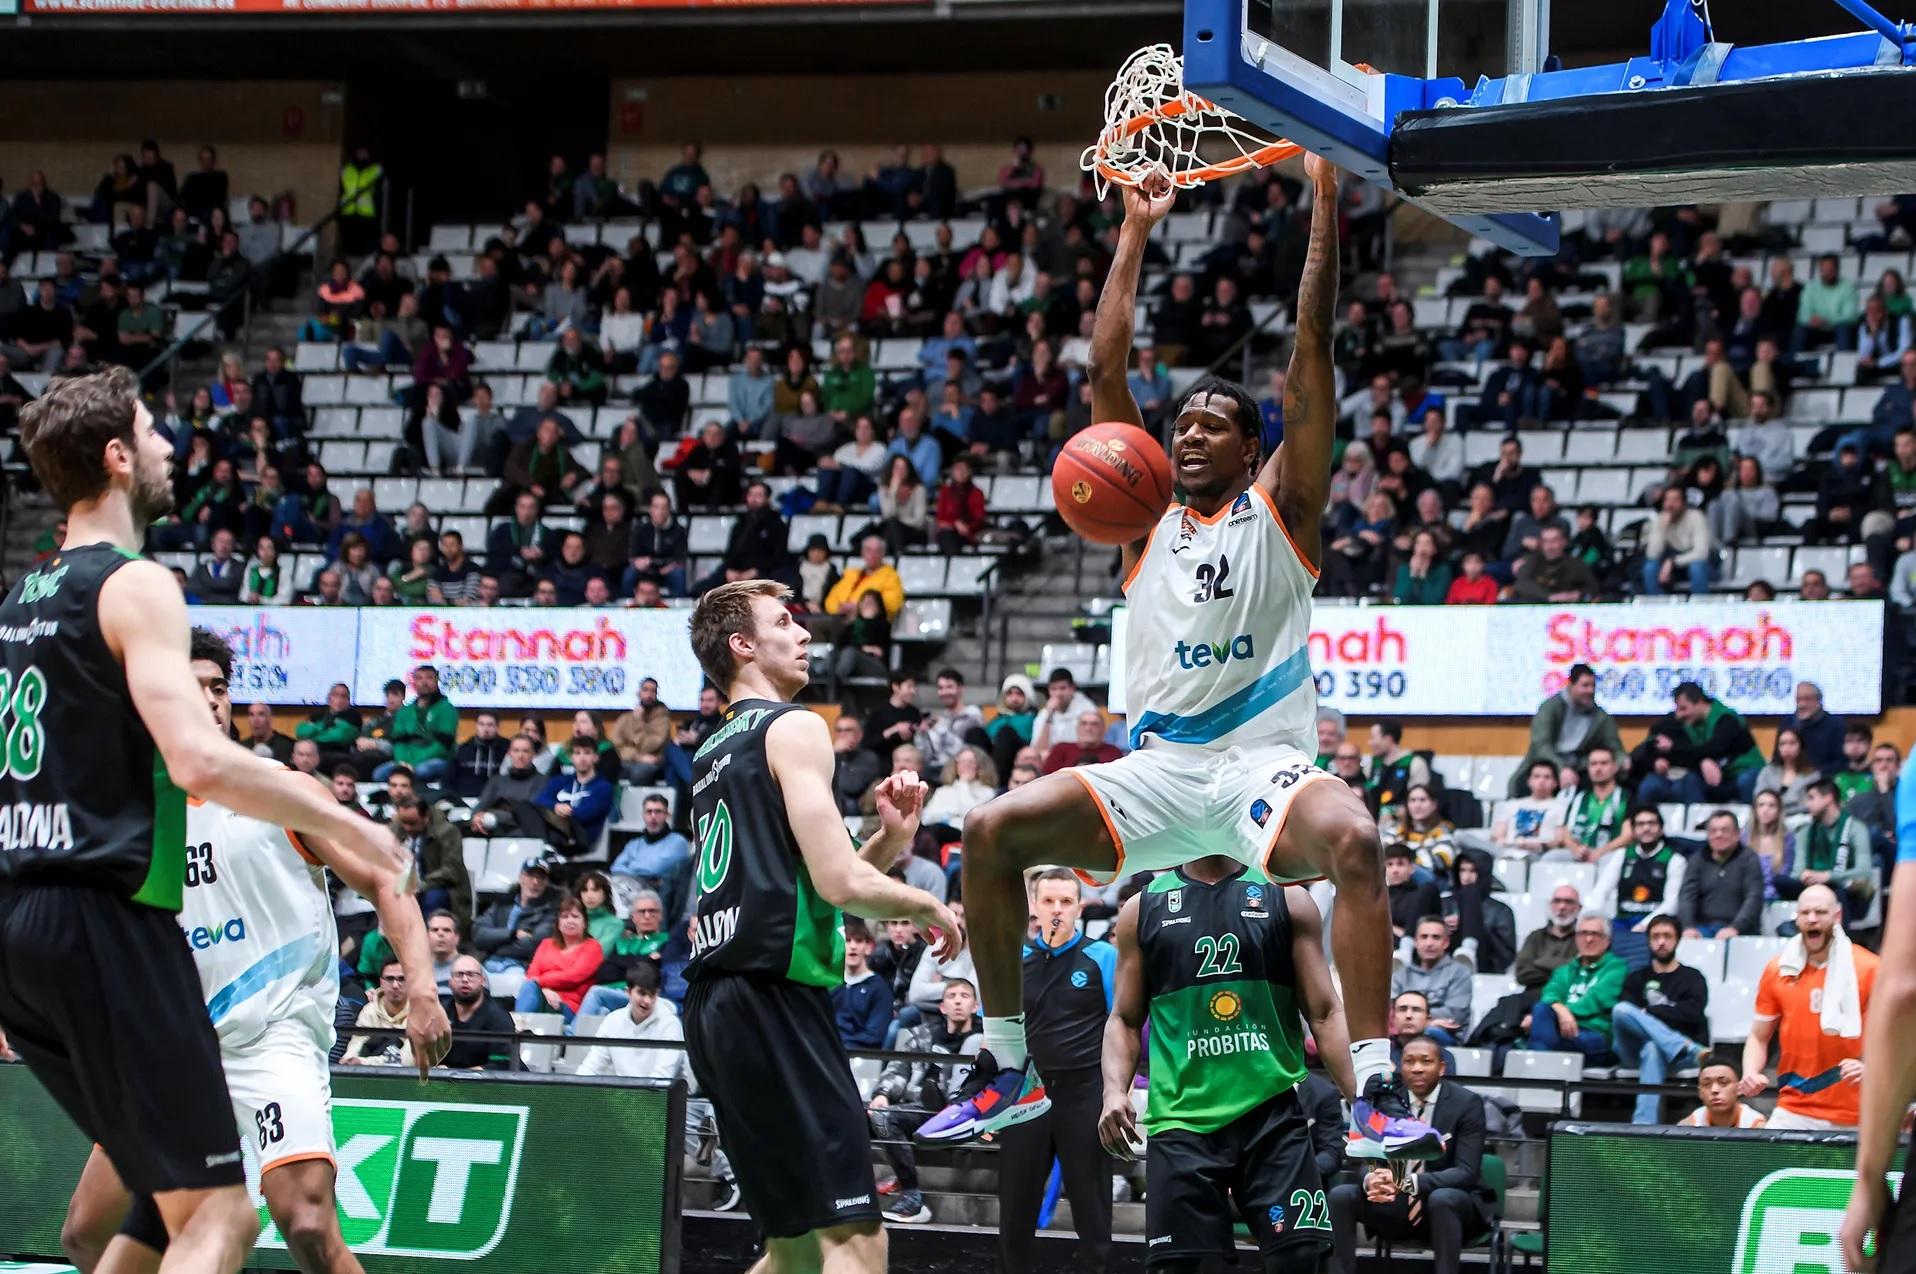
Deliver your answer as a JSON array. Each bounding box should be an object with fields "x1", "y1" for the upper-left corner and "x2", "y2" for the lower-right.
[
  {"x1": 920, "y1": 156, "x2": 1442, "y2": 1161},
  {"x1": 681, "y1": 580, "x2": 964, "y2": 1273}
]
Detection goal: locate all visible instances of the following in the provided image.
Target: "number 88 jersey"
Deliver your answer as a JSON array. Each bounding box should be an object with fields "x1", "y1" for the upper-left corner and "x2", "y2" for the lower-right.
[
  {"x1": 177, "y1": 766, "x2": 339, "y2": 1056},
  {"x1": 1121, "y1": 486, "x2": 1319, "y2": 754}
]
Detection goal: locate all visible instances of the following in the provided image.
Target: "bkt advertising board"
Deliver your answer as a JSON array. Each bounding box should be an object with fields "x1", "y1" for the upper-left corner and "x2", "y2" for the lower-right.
[
  {"x1": 192, "y1": 606, "x2": 702, "y2": 710},
  {"x1": 1111, "y1": 601, "x2": 1883, "y2": 717}
]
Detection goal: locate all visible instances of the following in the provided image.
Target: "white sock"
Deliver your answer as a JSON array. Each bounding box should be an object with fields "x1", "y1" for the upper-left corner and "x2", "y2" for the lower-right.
[
  {"x1": 1351, "y1": 1038, "x2": 1393, "y2": 1093},
  {"x1": 983, "y1": 1015, "x2": 1028, "y2": 1072}
]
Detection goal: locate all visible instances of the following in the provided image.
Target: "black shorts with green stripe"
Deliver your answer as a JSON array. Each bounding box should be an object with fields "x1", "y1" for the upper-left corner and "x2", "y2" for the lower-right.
[{"x1": 1144, "y1": 1088, "x2": 1329, "y2": 1266}]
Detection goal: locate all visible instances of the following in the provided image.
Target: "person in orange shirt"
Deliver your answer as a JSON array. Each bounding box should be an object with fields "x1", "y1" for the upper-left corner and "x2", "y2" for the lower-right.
[
  {"x1": 1678, "y1": 1055, "x2": 1769, "y2": 1128},
  {"x1": 1740, "y1": 884, "x2": 1878, "y2": 1129}
]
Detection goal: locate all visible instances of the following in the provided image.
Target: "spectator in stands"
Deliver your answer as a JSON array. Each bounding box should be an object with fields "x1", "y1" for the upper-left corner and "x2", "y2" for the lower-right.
[
  {"x1": 509, "y1": 895, "x2": 600, "y2": 1024},
  {"x1": 1783, "y1": 778, "x2": 1877, "y2": 925},
  {"x1": 1679, "y1": 809, "x2": 1765, "y2": 938},
  {"x1": 484, "y1": 490, "x2": 550, "y2": 597},
  {"x1": 276, "y1": 461, "x2": 343, "y2": 548},
  {"x1": 813, "y1": 414, "x2": 886, "y2": 513},
  {"x1": 1385, "y1": 783, "x2": 1456, "y2": 877},
  {"x1": 467, "y1": 737, "x2": 548, "y2": 838},
  {"x1": 1446, "y1": 850, "x2": 1516, "y2": 974},
  {"x1": 297, "y1": 683, "x2": 361, "y2": 771},
  {"x1": 623, "y1": 490, "x2": 687, "y2": 597},
  {"x1": 861, "y1": 672, "x2": 925, "y2": 761},
  {"x1": 391, "y1": 795, "x2": 471, "y2": 920},
  {"x1": 1327, "y1": 1035, "x2": 1492, "y2": 1274},
  {"x1": 432, "y1": 530, "x2": 481, "y2": 604},
  {"x1": 1459, "y1": 759, "x2": 1564, "y2": 860},
  {"x1": 1437, "y1": 550, "x2": 1496, "y2": 605},
  {"x1": 822, "y1": 534, "x2": 905, "y2": 626},
  {"x1": 1826, "y1": 723, "x2": 1876, "y2": 803},
  {"x1": 186, "y1": 527, "x2": 245, "y2": 603},
  {"x1": 1795, "y1": 253, "x2": 1861, "y2": 352},
  {"x1": 1636, "y1": 681, "x2": 1766, "y2": 805},
  {"x1": 1521, "y1": 911, "x2": 1624, "y2": 1063},
  {"x1": 1591, "y1": 807, "x2": 1686, "y2": 969},
  {"x1": 1471, "y1": 436, "x2": 1539, "y2": 517},
  {"x1": 673, "y1": 420, "x2": 743, "y2": 511},
  {"x1": 1385, "y1": 842, "x2": 1443, "y2": 940},
  {"x1": 1029, "y1": 667, "x2": 1097, "y2": 758},
  {"x1": 546, "y1": 326, "x2": 608, "y2": 408},
  {"x1": 930, "y1": 454, "x2": 990, "y2": 553},
  {"x1": 448, "y1": 710, "x2": 508, "y2": 802},
  {"x1": 342, "y1": 958, "x2": 415, "y2": 1067},
  {"x1": 347, "y1": 678, "x2": 403, "y2": 777},
  {"x1": 1513, "y1": 886, "x2": 1582, "y2": 1002},
  {"x1": 1408, "y1": 408, "x2": 1463, "y2": 490},
  {"x1": 832, "y1": 917, "x2": 892, "y2": 1048},
  {"x1": 868, "y1": 977, "x2": 982, "y2": 1226},
  {"x1": 1511, "y1": 524, "x2": 1598, "y2": 602},
  {"x1": 240, "y1": 700, "x2": 294, "y2": 764},
  {"x1": 528, "y1": 736, "x2": 615, "y2": 857},
  {"x1": 1812, "y1": 443, "x2": 1881, "y2": 544},
  {"x1": 1755, "y1": 726, "x2": 1821, "y2": 818},
  {"x1": 919, "y1": 668, "x2": 987, "y2": 772},
  {"x1": 1641, "y1": 484, "x2": 1716, "y2": 595},
  {"x1": 377, "y1": 664, "x2": 457, "y2": 785},
  {"x1": 1742, "y1": 884, "x2": 1877, "y2": 1128},
  {"x1": 0, "y1": 279, "x2": 70, "y2": 374},
  {"x1": 1712, "y1": 455, "x2": 1780, "y2": 548},
  {"x1": 502, "y1": 415, "x2": 587, "y2": 510},
  {"x1": 1610, "y1": 913, "x2": 1710, "y2": 1123},
  {"x1": 542, "y1": 531, "x2": 606, "y2": 606},
  {"x1": 1845, "y1": 741, "x2": 1901, "y2": 859},
  {"x1": 438, "y1": 954, "x2": 514, "y2": 1072},
  {"x1": 1510, "y1": 663, "x2": 1623, "y2": 797},
  {"x1": 610, "y1": 678, "x2": 673, "y2": 785},
  {"x1": 1364, "y1": 720, "x2": 1430, "y2": 815},
  {"x1": 1500, "y1": 483, "x2": 1568, "y2": 566},
  {"x1": 1041, "y1": 709, "x2": 1122, "y2": 776},
  {"x1": 1393, "y1": 916, "x2": 1473, "y2": 1043},
  {"x1": 830, "y1": 715, "x2": 886, "y2": 817}
]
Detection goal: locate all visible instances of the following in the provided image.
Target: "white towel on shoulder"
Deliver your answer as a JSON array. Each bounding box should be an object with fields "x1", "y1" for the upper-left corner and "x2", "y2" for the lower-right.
[{"x1": 1777, "y1": 926, "x2": 1863, "y2": 1039}]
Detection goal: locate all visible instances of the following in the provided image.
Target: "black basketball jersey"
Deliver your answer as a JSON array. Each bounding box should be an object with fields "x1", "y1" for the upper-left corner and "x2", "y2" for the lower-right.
[
  {"x1": 685, "y1": 699, "x2": 845, "y2": 989},
  {"x1": 0, "y1": 545, "x2": 187, "y2": 910},
  {"x1": 1136, "y1": 867, "x2": 1308, "y2": 1133}
]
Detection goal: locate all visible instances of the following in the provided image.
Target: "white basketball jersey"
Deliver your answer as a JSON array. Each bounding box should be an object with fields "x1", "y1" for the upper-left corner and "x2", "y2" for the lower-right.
[
  {"x1": 1122, "y1": 484, "x2": 1319, "y2": 753},
  {"x1": 178, "y1": 792, "x2": 339, "y2": 1055}
]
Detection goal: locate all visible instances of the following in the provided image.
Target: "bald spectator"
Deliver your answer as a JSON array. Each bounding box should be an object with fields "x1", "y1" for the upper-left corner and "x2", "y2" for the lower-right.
[
  {"x1": 242, "y1": 701, "x2": 294, "y2": 764},
  {"x1": 1041, "y1": 710, "x2": 1123, "y2": 775}
]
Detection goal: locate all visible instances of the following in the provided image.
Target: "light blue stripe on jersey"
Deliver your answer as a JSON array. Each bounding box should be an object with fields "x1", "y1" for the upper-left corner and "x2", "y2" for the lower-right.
[
  {"x1": 1130, "y1": 645, "x2": 1312, "y2": 749},
  {"x1": 1898, "y1": 753, "x2": 1916, "y2": 863},
  {"x1": 206, "y1": 933, "x2": 322, "y2": 1025}
]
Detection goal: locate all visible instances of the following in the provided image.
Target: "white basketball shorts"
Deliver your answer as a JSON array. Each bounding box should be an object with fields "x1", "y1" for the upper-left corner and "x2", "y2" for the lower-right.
[
  {"x1": 225, "y1": 1016, "x2": 337, "y2": 1179},
  {"x1": 1063, "y1": 738, "x2": 1343, "y2": 885}
]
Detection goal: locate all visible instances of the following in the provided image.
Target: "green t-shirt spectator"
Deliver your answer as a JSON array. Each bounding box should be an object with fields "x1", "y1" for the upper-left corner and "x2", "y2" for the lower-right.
[
  {"x1": 820, "y1": 361, "x2": 876, "y2": 420},
  {"x1": 390, "y1": 692, "x2": 458, "y2": 768},
  {"x1": 1539, "y1": 950, "x2": 1629, "y2": 1041}
]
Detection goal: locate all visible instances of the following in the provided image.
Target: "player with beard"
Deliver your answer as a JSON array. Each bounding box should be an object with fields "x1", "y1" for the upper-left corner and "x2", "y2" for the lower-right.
[
  {"x1": 920, "y1": 159, "x2": 1441, "y2": 1164},
  {"x1": 0, "y1": 368, "x2": 418, "y2": 1273},
  {"x1": 59, "y1": 628, "x2": 451, "y2": 1274}
]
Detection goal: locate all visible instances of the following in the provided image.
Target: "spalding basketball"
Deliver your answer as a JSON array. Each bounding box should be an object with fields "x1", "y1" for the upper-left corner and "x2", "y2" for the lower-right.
[{"x1": 1052, "y1": 422, "x2": 1176, "y2": 545}]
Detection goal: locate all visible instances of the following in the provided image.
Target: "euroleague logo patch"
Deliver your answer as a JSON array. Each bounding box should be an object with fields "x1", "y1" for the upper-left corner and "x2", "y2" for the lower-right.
[
  {"x1": 1245, "y1": 885, "x2": 1265, "y2": 909},
  {"x1": 1249, "y1": 798, "x2": 1272, "y2": 828},
  {"x1": 1208, "y1": 988, "x2": 1242, "y2": 1022},
  {"x1": 1071, "y1": 969, "x2": 1090, "y2": 989},
  {"x1": 1267, "y1": 1203, "x2": 1285, "y2": 1234}
]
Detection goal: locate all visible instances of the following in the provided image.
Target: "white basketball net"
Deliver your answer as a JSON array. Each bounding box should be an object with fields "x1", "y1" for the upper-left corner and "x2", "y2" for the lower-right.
[{"x1": 1079, "y1": 43, "x2": 1299, "y2": 200}]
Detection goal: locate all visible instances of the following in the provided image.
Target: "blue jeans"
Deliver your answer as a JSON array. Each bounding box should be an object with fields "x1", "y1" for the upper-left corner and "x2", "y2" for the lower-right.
[
  {"x1": 1611, "y1": 1001, "x2": 1704, "y2": 1124},
  {"x1": 1609, "y1": 921, "x2": 1651, "y2": 971},
  {"x1": 374, "y1": 758, "x2": 451, "y2": 783},
  {"x1": 514, "y1": 979, "x2": 577, "y2": 1023},
  {"x1": 1641, "y1": 555, "x2": 1714, "y2": 596},
  {"x1": 1637, "y1": 766, "x2": 1759, "y2": 805},
  {"x1": 577, "y1": 985, "x2": 629, "y2": 1021},
  {"x1": 814, "y1": 466, "x2": 875, "y2": 508},
  {"x1": 1525, "y1": 1006, "x2": 1617, "y2": 1065},
  {"x1": 1423, "y1": 1024, "x2": 1460, "y2": 1047}
]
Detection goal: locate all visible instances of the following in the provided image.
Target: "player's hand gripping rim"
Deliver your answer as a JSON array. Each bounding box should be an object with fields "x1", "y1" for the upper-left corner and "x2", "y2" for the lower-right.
[{"x1": 1120, "y1": 169, "x2": 1175, "y2": 227}]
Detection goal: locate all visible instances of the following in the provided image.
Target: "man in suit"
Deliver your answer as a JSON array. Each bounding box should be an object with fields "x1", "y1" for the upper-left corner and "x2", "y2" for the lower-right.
[{"x1": 1328, "y1": 1034, "x2": 1493, "y2": 1274}]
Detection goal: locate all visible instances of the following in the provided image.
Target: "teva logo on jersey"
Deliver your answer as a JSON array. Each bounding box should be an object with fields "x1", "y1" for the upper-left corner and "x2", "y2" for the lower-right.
[
  {"x1": 187, "y1": 917, "x2": 247, "y2": 949},
  {"x1": 1732, "y1": 1168, "x2": 1904, "y2": 1274},
  {"x1": 254, "y1": 1100, "x2": 527, "y2": 1261},
  {"x1": 1174, "y1": 634, "x2": 1255, "y2": 670}
]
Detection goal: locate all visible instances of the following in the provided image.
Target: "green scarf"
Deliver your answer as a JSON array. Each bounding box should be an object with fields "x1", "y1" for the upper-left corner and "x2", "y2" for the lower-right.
[{"x1": 1803, "y1": 812, "x2": 1855, "y2": 873}]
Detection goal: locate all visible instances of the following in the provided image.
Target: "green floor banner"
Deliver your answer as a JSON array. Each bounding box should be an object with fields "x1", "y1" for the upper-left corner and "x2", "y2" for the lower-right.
[
  {"x1": 1547, "y1": 1122, "x2": 1905, "y2": 1273},
  {"x1": 0, "y1": 1065, "x2": 681, "y2": 1273}
]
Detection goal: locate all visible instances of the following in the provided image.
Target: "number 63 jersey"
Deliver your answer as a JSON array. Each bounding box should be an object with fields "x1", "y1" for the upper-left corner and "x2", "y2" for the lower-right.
[
  {"x1": 177, "y1": 779, "x2": 339, "y2": 1057},
  {"x1": 1121, "y1": 484, "x2": 1318, "y2": 754}
]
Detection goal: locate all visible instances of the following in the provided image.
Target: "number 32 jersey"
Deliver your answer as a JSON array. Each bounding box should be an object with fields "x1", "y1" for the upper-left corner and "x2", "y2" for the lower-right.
[
  {"x1": 177, "y1": 770, "x2": 339, "y2": 1056},
  {"x1": 1122, "y1": 485, "x2": 1319, "y2": 754}
]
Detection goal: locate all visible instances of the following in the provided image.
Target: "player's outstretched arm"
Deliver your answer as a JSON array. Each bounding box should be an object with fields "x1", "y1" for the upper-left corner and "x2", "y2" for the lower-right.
[
  {"x1": 1098, "y1": 894, "x2": 1148, "y2": 1159},
  {"x1": 1842, "y1": 857, "x2": 1916, "y2": 1271},
  {"x1": 766, "y1": 711, "x2": 964, "y2": 959},
  {"x1": 298, "y1": 791, "x2": 453, "y2": 1077},
  {"x1": 1288, "y1": 889, "x2": 1356, "y2": 1100},
  {"x1": 1259, "y1": 154, "x2": 1341, "y2": 571},
  {"x1": 1085, "y1": 182, "x2": 1170, "y2": 434},
  {"x1": 102, "y1": 561, "x2": 409, "y2": 872},
  {"x1": 858, "y1": 771, "x2": 930, "y2": 873}
]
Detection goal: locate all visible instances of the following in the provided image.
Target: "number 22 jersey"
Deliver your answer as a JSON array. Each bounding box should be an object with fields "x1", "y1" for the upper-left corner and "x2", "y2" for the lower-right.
[{"x1": 1122, "y1": 485, "x2": 1319, "y2": 754}]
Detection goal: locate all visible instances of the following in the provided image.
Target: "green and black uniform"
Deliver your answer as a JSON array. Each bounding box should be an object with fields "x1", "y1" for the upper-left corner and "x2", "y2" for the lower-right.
[
  {"x1": 681, "y1": 698, "x2": 879, "y2": 1238},
  {"x1": 0, "y1": 545, "x2": 243, "y2": 1194},
  {"x1": 1136, "y1": 866, "x2": 1331, "y2": 1267}
]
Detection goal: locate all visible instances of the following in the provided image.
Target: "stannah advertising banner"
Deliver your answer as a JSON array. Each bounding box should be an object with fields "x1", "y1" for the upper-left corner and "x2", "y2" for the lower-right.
[
  {"x1": 24, "y1": 0, "x2": 915, "y2": 14},
  {"x1": 1111, "y1": 601, "x2": 1884, "y2": 717},
  {"x1": 192, "y1": 605, "x2": 701, "y2": 710}
]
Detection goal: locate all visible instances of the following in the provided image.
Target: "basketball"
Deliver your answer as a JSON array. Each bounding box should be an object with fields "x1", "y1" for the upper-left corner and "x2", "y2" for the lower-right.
[{"x1": 1051, "y1": 422, "x2": 1176, "y2": 545}]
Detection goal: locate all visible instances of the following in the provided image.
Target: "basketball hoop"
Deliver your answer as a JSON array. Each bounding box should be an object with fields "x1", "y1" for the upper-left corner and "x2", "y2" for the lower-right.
[{"x1": 1080, "y1": 44, "x2": 1302, "y2": 199}]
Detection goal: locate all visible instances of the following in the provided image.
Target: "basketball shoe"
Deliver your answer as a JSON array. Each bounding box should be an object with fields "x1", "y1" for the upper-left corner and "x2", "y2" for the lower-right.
[
  {"x1": 915, "y1": 1050, "x2": 1049, "y2": 1143},
  {"x1": 1347, "y1": 1071, "x2": 1446, "y2": 1160}
]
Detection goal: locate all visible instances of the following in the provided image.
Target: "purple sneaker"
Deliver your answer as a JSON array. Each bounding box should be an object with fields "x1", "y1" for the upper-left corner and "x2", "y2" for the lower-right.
[
  {"x1": 915, "y1": 1050, "x2": 1050, "y2": 1143},
  {"x1": 1347, "y1": 1072, "x2": 1446, "y2": 1161}
]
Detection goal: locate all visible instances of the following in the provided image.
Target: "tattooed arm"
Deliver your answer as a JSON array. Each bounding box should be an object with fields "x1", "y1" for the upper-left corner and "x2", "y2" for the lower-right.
[{"x1": 1258, "y1": 154, "x2": 1341, "y2": 571}]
